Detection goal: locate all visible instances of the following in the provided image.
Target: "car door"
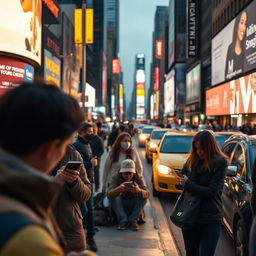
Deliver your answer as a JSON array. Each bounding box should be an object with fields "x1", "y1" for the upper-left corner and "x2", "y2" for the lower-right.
[{"x1": 222, "y1": 142, "x2": 237, "y2": 229}]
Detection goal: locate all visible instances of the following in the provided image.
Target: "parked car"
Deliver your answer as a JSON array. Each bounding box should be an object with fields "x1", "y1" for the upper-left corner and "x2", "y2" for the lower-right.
[
  {"x1": 145, "y1": 128, "x2": 170, "y2": 163},
  {"x1": 221, "y1": 134, "x2": 256, "y2": 256},
  {"x1": 151, "y1": 131, "x2": 196, "y2": 196},
  {"x1": 137, "y1": 126, "x2": 156, "y2": 147},
  {"x1": 214, "y1": 131, "x2": 242, "y2": 147}
]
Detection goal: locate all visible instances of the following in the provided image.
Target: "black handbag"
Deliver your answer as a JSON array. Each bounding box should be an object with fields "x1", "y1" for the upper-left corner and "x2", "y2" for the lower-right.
[{"x1": 170, "y1": 191, "x2": 201, "y2": 229}]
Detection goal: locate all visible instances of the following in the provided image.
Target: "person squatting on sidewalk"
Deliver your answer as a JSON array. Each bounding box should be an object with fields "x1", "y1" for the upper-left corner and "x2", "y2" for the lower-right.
[
  {"x1": 73, "y1": 123, "x2": 98, "y2": 252},
  {"x1": 51, "y1": 145, "x2": 92, "y2": 253},
  {"x1": 0, "y1": 82, "x2": 97, "y2": 256},
  {"x1": 107, "y1": 159, "x2": 150, "y2": 231}
]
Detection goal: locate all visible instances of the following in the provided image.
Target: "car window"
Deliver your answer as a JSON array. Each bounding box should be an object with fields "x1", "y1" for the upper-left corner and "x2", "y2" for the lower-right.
[
  {"x1": 160, "y1": 136, "x2": 193, "y2": 153},
  {"x1": 231, "y1": 144, "x2": 246, "y2": 179},
  {"x1": 222, "y1": 142, "x2": 236, "y2": 158},
  {"x1": 142, "y1": 128, "x2": 154, "y2": 134},
  {"x1": 214, "y1": 135, "x2": 232, "y2": 148},
  {"x1": 152, "y1": 131, "x2": 166, "y2": 140}
]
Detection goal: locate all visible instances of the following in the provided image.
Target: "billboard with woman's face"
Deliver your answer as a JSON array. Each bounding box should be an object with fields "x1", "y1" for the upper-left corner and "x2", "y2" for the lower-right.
[
  {"x1": 0, "y1": 0, "x2": 42, "y2": 65},
  {"x1": 212, "y1": 0, "x2": 256, "y2": 86},
  {"x1": 186, "y1": 64, "x2": 200, "y2": 104}
]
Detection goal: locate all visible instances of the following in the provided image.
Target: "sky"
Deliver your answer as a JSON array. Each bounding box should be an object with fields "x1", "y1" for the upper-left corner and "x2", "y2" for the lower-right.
[{"x1": 119, "y1": 0, "x2": 169, "y2": 112}]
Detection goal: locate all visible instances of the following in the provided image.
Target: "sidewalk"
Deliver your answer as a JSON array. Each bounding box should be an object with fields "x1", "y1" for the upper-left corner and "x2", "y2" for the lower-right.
[{"x1": 94, "y1": 145, "x2": 179, "y2": 256}]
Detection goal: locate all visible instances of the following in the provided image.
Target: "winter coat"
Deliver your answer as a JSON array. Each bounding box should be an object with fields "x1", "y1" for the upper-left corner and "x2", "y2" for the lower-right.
[
  {"x1": 0, "y1": 149, "x2": 64, "y2": 256},
  {"x1": 182, "y1": 156, "x2": 228, "y2": 224},
  {"x1": 52, "y1": 145, "x2": 91, "y2": 253}
]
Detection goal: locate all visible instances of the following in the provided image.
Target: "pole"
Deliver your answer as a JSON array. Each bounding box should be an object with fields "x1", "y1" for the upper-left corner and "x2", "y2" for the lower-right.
[{"x1": 81, "y1": 0, "x2": 86, "y2": 108}]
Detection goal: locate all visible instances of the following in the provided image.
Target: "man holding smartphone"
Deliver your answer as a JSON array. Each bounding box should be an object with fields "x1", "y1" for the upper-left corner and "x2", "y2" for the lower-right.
[
  {"x1": 73, "y1": 123, "x2": 98, "y2": 252},
  {"x1": 107, "y1": 159, "x2": 150, "y2": 231}
]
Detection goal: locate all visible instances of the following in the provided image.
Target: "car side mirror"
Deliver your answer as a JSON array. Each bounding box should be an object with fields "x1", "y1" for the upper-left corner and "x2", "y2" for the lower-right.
[
  {"x1": 227, "y1": 165, "x2": 238, "y2": 176},
  {"x1": 149, "y1": 147, "x2": 157, "y2": 153}
]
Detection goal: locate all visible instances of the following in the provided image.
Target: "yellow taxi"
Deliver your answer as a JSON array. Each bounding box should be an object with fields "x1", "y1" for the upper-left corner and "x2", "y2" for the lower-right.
[
  {"x1": 145, "y1": 128, "x2": 171, "y2": 163},
  {"x1": 151, "y1": 131, "x2": 196, "y2": 196},
  {"x1": 137, "y1": 126, "x2": 157, "y2": 147}
]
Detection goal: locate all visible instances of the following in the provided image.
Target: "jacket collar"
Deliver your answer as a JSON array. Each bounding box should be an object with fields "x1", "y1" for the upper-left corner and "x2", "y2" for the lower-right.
[{"x1": 0, "y1": 149, "x2": 63, "y2": 218}]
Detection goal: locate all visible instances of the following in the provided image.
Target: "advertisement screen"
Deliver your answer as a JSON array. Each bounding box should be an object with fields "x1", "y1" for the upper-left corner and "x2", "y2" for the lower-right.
[
  {"x1": 44, "y1": 49, "x2": 60, "y2": 87},
  {"x1": 102, "y1": 52, "x2": 107, "y2": 104},
  {"x1": 186, "y1": 64, "x2": 200, "y2": 104},
  {"x1": 212, "y1": 0, "x2": 256, "y2": 85},
  {"x1": 0, "y1": 56, "x2": 34, "y2": 95},
  {"x1": 164, "y1": 70, "x2": 175, "y2": 115},
  {"x1": 175, "y1": 63, "x2": 186, "y2": 106},
  {"x1": 0, "y1": 0, "x2": 42, "y2": 65},
  {"x1": 206, "y1": 71, "x2": 256, "y2": 115},
  {"x1": 168, "y1": 0, "x2": 175, "y2": 68}
]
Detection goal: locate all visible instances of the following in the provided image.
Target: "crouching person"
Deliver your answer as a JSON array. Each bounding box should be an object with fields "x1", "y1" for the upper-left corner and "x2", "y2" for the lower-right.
[{"x1": 107, "y1": 159, "x2": 149, "y2": 231}]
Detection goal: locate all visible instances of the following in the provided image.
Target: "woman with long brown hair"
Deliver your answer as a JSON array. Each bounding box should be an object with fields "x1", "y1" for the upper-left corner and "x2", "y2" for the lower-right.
[
  {"x1": 102, "y1": 132, "x2": 143, "y2": 192},
  {"x1": 178, "y1": 130, "x2": 228, "y2": 256}
]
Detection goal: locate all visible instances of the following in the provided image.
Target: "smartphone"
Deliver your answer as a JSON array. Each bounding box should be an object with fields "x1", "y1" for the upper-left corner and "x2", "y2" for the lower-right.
[
  {"x1": 65, "y1": 161, "x2": 82, "y2": 171},
  {"x1": 175, "y1": 170, "x2": 184, "y2": 177},
  {"x1": 123, "y1": 181, "x2": 134, "y2": 185}
]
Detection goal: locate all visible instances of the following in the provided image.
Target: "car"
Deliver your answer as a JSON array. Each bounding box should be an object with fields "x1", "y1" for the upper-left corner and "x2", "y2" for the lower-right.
[
  {"x1": 197, "y1": 124, "x2": 213, "y2": 131},
  {"x1": 214, "y1": 131, "x2": 242, "y2": 147},
  {"x1": 221, "y1": 134, "x2": 256, "y2": 256},
  {"x1": 145, "y1": 128, "x2": 171, "y2": 163},
  {"x1": 151, "y1": 131, "x2": 196, "y2": 196},
  {"x1": 137, "y1": 126, "x2": 156, "y2": 147}
]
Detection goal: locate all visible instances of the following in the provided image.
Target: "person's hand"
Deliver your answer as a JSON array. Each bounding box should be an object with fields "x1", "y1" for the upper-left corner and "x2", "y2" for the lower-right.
[
  {"x1": 119, "y1": 183, "x2": 129, "y2": 193},
  {"x1": 178, "y1": 175, "x2": 188, "y2": 186},
  {"x1": 56, "y1": 166, "x2": 80, "y2": 184},
  {"x1": 91, "y1": 157, "x2": 98, "y2": 167},
  {"x1": 128, "y1": 182, "x2": 141, "y2": 193}
]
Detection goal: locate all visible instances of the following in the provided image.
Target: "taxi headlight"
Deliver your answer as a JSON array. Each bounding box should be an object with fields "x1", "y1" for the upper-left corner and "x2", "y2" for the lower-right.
[
  {"x1": 149, "y1": 142, "x2": 157, "y2": 149},
  {"x1": 140, "y1": 134, "x2": 146, "y2": 140},
  {"x1": 157, "y1": 164, "x2": 172, "y2": 175}
]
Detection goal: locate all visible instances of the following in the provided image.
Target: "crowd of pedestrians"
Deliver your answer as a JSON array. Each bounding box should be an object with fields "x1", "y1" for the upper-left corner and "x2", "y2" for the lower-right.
[{"x1": 3, "y1": 82, "x2": 256, "y2": 256}]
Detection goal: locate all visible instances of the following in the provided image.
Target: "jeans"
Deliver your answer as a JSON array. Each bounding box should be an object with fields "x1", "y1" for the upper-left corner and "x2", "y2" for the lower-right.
[
  {"x1": 182, "y1": 223, "x2": 221, "y2": 256},
  {"x1": 79, "y1": 185, "x2": 95, "y2": 239},
  {"x1": 110, "y1": 196, "x2": 147, "y2": 223}
]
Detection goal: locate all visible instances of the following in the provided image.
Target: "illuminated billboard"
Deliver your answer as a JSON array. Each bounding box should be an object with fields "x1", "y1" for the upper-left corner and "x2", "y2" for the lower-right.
[
  {"x1": 212, "y1": 0, "x2": 256, "y2": 85},
  {"x1": 164, "y1": 70, "x2": 175, "y2": 115},
  {"x1": 206, "y1": 71, "x2": 256, "y2": 115},
  {"x1": 186, "y1": 64, "x2": 200, "y2": 104},
  {"x1": 0, "y1": 0, "x2": 42, "y2": 65},
  {"x1": 112, "y1": 59, "x2": 120, "y2": 74},
  {"x1": 0, "y1": 56, "x2": 34, "y2": 95}
]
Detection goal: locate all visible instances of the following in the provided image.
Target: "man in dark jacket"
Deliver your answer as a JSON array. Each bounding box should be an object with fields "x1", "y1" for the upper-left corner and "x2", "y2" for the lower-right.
[
  {"x1": 90, "y1": 123, "x2": 104, "y2": 192},
  {"x1": 73, "y1": 123, "x2": 98, "y2": 252},
  {"x1": 52, "y1": 145, "x2": 91, "y2": 253}
]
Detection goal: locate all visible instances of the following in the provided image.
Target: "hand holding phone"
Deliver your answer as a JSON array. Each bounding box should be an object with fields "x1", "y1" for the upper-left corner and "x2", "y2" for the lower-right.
[
  {"x1": 65, "y1": 161, "x2": 82, "y2": 171},
  {"x1": 123, "y1": 181, "x2": 133, "y2": 186},
  {"x1": 175, "y1": 170, "x2": 184, "y2": 177}
]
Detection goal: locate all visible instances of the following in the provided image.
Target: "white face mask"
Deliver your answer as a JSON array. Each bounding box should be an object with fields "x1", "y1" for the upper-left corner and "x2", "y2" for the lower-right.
[{"x1": 121, "y1": 142, "x2": 131, "y2": 150}]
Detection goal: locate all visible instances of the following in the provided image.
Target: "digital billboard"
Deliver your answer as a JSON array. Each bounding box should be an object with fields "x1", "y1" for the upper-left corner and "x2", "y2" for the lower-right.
[
  {"x1": 164, "y1": 70, "x2": 175, "y2": 115},
  {"x1": 206, "y1": 71, "x2": 256, "y2": 115},
  {"x1": 0, "y1": 0, "x2": 42, "y2": 65},
  {"x1": 186, "y1": 64, "x2": 200, "y2": 104},
  {"x1": 0, "y1": 56, "x2": 34, "y2": 95},
  {"x1": 212, "y1": 0, "x2": 256, "y2": 85}
]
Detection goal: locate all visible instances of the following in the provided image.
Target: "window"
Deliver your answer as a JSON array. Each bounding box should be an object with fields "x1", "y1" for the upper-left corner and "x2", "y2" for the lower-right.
[
  {"x1": 160, "y1": 136, "x2": 193, "y2": 154},
  {"x1": 152, "y1": 131, "x2": 166, "y2": 140},
  {"x1": 231, "y1": 144, "x2": 246, "y2": 178},
  {"x1": 222, "y1": 143, "x2": 236, "y2": 158}
]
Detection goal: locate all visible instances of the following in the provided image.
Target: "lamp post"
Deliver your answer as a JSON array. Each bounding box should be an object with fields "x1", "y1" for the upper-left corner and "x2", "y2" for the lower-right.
[{"x1": 81, "y1": 0, "x2": 86, "y2": 108}]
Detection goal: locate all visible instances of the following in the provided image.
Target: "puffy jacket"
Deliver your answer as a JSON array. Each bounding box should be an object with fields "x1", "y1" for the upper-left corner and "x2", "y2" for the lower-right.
[
  {"x1": 52, "y1": 145, "x2": 91, "y2": 253},
  {"x1": 73, "y1": 136, "x2": 94, "y2": 182},
  {"x1": 0, "y1": 149, "x2": 64, "y2": 256},
  {"x1": 182, "y1": 156, "x2": 228, "y2": 224}
]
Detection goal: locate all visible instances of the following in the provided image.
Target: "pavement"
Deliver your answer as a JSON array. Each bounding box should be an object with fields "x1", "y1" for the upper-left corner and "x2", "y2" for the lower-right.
[{"x1": 94, "y1": 149, "x2": 179, "y2": 256}]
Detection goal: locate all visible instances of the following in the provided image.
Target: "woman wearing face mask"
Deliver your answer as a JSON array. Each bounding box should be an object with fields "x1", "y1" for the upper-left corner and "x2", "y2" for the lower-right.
[{"x1": 102, "y1": 132, "x2": 143, "y2": 193}]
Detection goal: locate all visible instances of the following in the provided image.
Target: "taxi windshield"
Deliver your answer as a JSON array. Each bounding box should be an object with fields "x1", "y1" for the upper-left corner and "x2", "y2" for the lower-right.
[
  {"x1": 142, "y1": 128, "x2": 154, "y2": 134},
  {"x1": 151, "y1": 131, "x2": 166, "y2": 140},
  {"x1": 160, "y1": 136, "x2": 193, "y2": 153}
]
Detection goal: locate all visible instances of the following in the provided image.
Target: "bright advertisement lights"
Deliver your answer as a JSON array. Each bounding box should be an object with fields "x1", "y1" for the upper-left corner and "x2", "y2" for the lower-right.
[
  {"x1": 136, "y1": 70, "x2": 145, "y2": 83},
  {"x1": 154, "y1": 67, "x2": 160, "y2": 91},
  {"x1": 206, "y1": 72, "x2": 256, "y2": 115},
  {"x1": 84, "y1": 83, "x2": 95, "y2": 108},
  {"x1": 119, "y1": 84, "x2": 124, "y2": 120},
  {"x1": 112, "y1": 59, "x2": 120, "y2": 74},
  {"x1": 0, "y1": 0, "x2": 42, "y2": 65},
  {"x1": 164, "y1": 71, "x2": 175, "y2": 115},
  {"x1": 155, "y1": 40, "x2": 163, "y2": 58},
  {"x1": 186, "y1": 64, "x2": 201, "y2": 104}
]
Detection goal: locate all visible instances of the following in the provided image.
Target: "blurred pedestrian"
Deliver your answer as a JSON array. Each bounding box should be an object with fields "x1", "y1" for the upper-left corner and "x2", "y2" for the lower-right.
[
  {"x1": 0, "y1": 82, "x2": 84, "y2": 255},
  {"x1": 102, "y1": 132, "x2": 143, "y2": 193},
  {"x1": 178, "y1": 130, "x2": 228, "y2": 256},
  {"x1": 52, "y1": 145, "x2": 91, "y2": 253},
  {"x1": 108, "y1": 159, "x2": 149, "y2": 231},
  {"x1": 107, "y1": 124, "x2": 126, "y2": 151},
  {"x1": 96, "y1": 122, "x2": 107, "y2": 140},
  {"x1": 90, "y1": 123, "x2": 104, "y2": 192},
  {"x1": 73, "y1": 123, "x2": 98, "y2": 252}
]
